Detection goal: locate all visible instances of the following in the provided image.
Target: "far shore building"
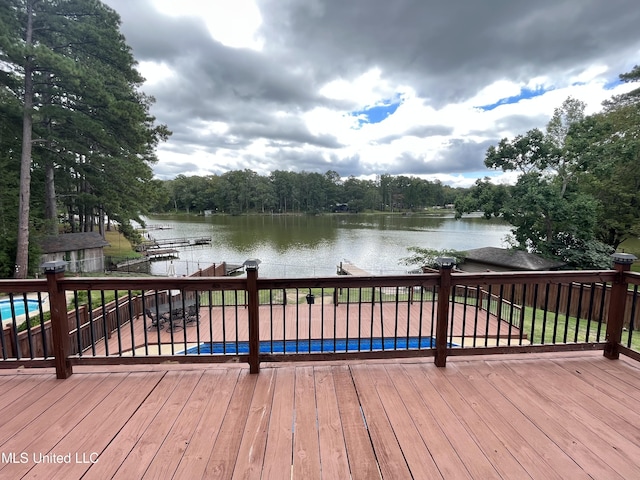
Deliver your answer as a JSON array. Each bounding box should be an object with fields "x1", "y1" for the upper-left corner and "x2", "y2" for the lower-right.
[
  {"x1": 458, "y1": 247, "x2": 565, "y2": 272},
  {"x1": 40, "y1": 232, "x2": 110, "y2": 273}
]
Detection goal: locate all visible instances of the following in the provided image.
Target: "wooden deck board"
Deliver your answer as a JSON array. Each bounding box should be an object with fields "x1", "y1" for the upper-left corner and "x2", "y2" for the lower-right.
[
  {"x1": 350, "y1": 364, "x2": 413, "y2": 479},
  {"x1": 1, "y1": 353, "x2": 640, "y2": 479},
  {"x1": 314, "y1": 366, "x2": 351, "y2": 480},
  {"x1": 331, "y1": 365, "x2": 380, "y2": 480},
  {"x1": 431, "y1": 363, "x2": 553, "y2": 480},
  {"x1": 261, "y1": 368, "x2": 295, "y2": 480},
  {"x1": 172, "y1": 369, "x2": 241, "y2": 478},
  {"x1": 292, "y1": 366, "x2": 321, "y2": 479},
  {"x1": 83, "y1": 370, "x2": 184, "y2": 480},
  {"x1": 203, "y1": 370, "x2": 257, "y2": 478},
  {"x1": 404, "y1": 365, "x2": 503, "y2": 479},
  {"x1": 498, "y1": 360, "x2": 634, "y2": 479},
  {"x1": 231, "y1": 368, "x2": 275, "y2": 480}
]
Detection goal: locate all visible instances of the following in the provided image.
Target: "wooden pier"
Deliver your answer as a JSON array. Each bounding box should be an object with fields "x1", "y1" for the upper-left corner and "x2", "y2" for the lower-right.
[
  {"x1": 137, "y1": 236, "x2": 212, "y2": 251},
  {"x1": 337, "y1": 261, "x2": 370, "y2": 276},
  {"x1": 144, "y1": 248, "x2": 179, "y2": 260}
]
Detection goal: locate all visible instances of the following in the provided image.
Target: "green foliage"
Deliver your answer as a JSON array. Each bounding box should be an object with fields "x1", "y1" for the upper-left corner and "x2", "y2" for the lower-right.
[
  {"x1": 457, "y1": 80, "x2": 640, "y2": 269},
  {"x1": 400, "y1": 247, "x2": 466, "y2": 270},
  {"x1": 150, "y1": 169, "x2": 454, "y2": 215},
  {"x1": 0, "y1": 0, "x2": 170, "y2": 277}
]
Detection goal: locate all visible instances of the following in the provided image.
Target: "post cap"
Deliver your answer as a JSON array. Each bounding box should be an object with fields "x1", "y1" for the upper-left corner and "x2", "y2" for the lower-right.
[
  {"x1": 436, "y1": 256, "x2": 456, "y2": 269},
  {"x1": 42, "y1": 260, "x2": 67, "y2": 274},
  {"x1": 243, "y1": 258, "x2": 261, "y2": 271},
  {"x1": 611, "y1": 252, "x2": 637, "y2": 265}
]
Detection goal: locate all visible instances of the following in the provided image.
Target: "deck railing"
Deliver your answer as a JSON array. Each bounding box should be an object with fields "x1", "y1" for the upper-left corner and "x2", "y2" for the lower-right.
[{"x1": 0, "y1": 255, "x2": 638, "y2": 378}]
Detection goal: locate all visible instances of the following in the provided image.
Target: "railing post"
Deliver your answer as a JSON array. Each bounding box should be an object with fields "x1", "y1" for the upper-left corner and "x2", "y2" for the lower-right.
[
  {"x1": 244, "y1": 259, "x2": 261, "y2": 374},
  {"x1": 43, "y1": 261, "x2": 72, "y2": 379},
  {"x1": 435, "y1": 257, "x2": 455, "y2": 367},
  {"x1": 604, "y1": 253, "x2": 637, "y2": 359}
]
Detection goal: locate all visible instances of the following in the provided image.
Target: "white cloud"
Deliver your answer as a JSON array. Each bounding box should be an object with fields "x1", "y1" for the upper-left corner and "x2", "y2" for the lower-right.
[
  {"x1": 151, "y1": 0, "x2": 263, "y2": 50},
  {"x1": 102, "y1": 0, "x2": 640, "y2": 185}
]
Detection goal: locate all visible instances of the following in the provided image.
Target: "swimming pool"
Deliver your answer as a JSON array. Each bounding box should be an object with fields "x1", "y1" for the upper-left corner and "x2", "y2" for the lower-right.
[
  {"x1": 181, "y1": 337, "x2": 439, "y2": 354},
  {"x1": 0, "y1": 299, "x2": 40, "y2": 319}
]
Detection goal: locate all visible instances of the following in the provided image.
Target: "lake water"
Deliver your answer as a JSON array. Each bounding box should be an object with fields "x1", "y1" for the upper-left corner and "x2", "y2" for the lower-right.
[{"x1": 142, "y1": 213, "x2": 512, "y2": 278}]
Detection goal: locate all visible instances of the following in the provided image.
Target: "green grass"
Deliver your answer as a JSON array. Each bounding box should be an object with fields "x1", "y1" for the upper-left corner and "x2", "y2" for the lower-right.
[
  {"x1": 103, "y1": 230, "x2": 143, "y2": 260},
  {"x1": 511, "y1": 306, "x2": 640, "y2": 351}
]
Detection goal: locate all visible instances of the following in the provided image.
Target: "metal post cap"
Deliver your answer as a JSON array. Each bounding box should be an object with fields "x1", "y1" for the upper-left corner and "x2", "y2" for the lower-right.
[
  {"x1": 611, "y1": 253, "x2": 637, "y2": 265},
  {"x1": 42, "y1": 260, "x2": 67, "y2": 273}
]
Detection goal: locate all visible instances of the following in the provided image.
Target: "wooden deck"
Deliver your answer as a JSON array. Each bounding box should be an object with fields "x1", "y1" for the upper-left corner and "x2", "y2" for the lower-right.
[
  {"x1": 1, "y1": 352, "x2": 639, "y2": 478},
  {"x1": 93, "y1": 302, "x2": 521, "y2": 356}
]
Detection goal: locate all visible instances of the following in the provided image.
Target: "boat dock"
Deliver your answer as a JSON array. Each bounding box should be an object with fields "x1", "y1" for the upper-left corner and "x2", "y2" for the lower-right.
[
  {"x1": 137, "y1": 236, "x2": 212, "y2": 251},
  {"x1": 144, "y1": 249, "x2": 179, "y2": 260},
  {"x1": 337, "y1": 261, "x2": 370, "y2": 276}
]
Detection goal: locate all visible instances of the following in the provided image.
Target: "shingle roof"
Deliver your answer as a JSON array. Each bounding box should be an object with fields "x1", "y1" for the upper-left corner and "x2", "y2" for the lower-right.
[
  {"x1": 463, "y1": 247, "x2": 565, "y2": 271},
  {"x1": 40, "y1": 232, "x2": 110, "y2": 254}
]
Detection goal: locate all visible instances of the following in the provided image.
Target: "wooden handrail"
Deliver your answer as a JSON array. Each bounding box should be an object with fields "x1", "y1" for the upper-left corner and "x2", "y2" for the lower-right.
[{"x1": 1, "y1": 263, "x2": 636, "y2": 377}]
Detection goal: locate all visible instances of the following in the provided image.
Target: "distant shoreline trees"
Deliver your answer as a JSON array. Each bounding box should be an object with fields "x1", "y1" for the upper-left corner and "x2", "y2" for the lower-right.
[{"x1": 151, "y1": 170, "x2": 459, "y2": 216}]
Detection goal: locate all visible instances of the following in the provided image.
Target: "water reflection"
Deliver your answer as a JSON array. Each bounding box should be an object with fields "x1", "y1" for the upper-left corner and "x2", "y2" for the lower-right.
[{"x1": 143, "y1": 213, "x2": 511, "y2": 278}]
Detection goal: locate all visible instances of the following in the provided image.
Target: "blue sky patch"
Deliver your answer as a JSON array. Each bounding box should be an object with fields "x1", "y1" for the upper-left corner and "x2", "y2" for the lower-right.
[
  {"x1": 477, "y1": 85, "x2": 550, "y2": 111},
  {"x1": 352, "y1": 99, "x2": 401, "y2": 126},
  {"x1": 604, "y1": 77, "x2": 622, "y2": 90}
]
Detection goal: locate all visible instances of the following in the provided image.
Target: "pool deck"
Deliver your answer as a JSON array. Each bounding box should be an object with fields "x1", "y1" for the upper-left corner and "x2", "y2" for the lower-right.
[
  {"x1": 92, "y1": 302, "x2": 524, "y2": 356},
  {"x1": 1, "y1": 351, "x2": 639, "y2": 478}
]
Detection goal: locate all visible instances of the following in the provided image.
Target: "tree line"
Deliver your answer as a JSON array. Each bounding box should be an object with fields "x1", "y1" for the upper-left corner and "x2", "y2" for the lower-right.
[
  {"x1": 0, "y1": 0, "x2": 169, "y2": 278},
  {"x1": 455, "y1": 66, "x2": 640, "y2": 269},
  {"x1": 152, "y1": 171, "x2": 460, "y2": 215}
]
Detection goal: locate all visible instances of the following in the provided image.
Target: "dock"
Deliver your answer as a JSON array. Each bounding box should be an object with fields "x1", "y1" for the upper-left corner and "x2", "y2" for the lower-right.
[
  {"x1": 144, "y1": 248, "x2": 179, "y2": 260},
  {"x1": 137, "y1": 236, "x2": 212, "y2": 251},
  {"x1": 337, "y1": 261, "x2": 370, "y2": 276}
]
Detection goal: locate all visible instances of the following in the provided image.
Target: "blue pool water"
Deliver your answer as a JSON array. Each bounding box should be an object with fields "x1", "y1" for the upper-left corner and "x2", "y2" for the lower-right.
[
  {"x1": 181, "y1": 337, "x2": 439, "y2": 355},
  {"x1": 0, "y1": 299, "x2": 40, "y2": 319}
]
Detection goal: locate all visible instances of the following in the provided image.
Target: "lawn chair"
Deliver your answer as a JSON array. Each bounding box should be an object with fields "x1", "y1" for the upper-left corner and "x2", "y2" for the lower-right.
[
  {"x1": 165, "y1": 307, "x2": 185, "y2": 332},
  {"x1": 185, "y1": 303, "x2": 200, "y2": 326},
  {"x1": 145, "y1": 308, "x2": 164, "y2": 330}
]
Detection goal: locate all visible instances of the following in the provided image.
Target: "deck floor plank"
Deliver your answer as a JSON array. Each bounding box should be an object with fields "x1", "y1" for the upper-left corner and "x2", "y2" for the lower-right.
[
  {"x1": 0, "y1": 375, "x2": 82, "y2": 435},
  {"x1": 82, "y1": 370, "x2": 184, "y2": 480},
  {"x1": 28, "y1": 371, "x2": 165, "y2": 480},
  {"x1": 109, "y1": 370, "x2": 203, "y2": 480},
  {"x1": 474, "y1": 360, "x2": 616, "y2": 480},
  {"x1": 368, "y1": 364, "x2": 443, "y2": 480},
  {"x1": 142, "y1": 370, "x2": 227, "y2": 479},
  {"x1": 390, "y1": 364, "x2": 475, "y2": 480},
  {"x1": 430, "y1": 368, "x2": 536, "y2": 480},
  {"x1": 203, "y1": 370, "x2": 257, "y2": 479},
  {"x1": 261, "y1": 368, "x2": 295, "y2": 480},
  {"x1": 0, "y1": 372, "x2": 124, "y2": 479},
  {"x1": 1, "y1": 353, "x2": 639, "y2": 479},
  {"x1": 402, "y1": 364, "x2": 503, "y2": 479},
  {"x1": 331, "y1": 365, "x2": 380, "y2": 480},
  {"x1": 173, "y1": 369, "x2": 241, "y2": 479},
  {"x1": 458, "y1": 360, "x2": 595, "y2": 479},
  {"x1": 436, "y1": 362, "x2": 563, "y2": 480},
  {"x1": 350, "y1": 363, "x2": 413, "y2": 480},
  {"x1": 231, "y1": 368, "x2": 276, "y2": 480},
  {"x1": 292, "y1": 366, "x2": 321, "y2": 480},
  {"x1": 503, "y1": 360, "x2": 640, "y2": 479},
  {"x1": 313, "y1": 366, "x2": 351, "y2": 480}
]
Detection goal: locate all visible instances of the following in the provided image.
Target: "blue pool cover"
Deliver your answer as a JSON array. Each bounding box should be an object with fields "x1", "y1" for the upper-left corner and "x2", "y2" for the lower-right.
[{"x1": 181, "y1": 337, "x2": 440, "y2": 355}]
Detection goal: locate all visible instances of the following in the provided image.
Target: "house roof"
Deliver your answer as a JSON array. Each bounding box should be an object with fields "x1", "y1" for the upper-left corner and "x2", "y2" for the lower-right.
[
  {"x1": 463, "y1": 247, "x2": 565, "y2": 271},
  {"x1": 40, "y1": 232, "x2": 110, "y2": 254}
]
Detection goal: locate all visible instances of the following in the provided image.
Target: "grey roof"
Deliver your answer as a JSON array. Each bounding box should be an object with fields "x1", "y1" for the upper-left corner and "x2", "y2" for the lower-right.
[
  {"x1": 463, "y1": 247, "x2": 565, "y2": 271},
  {"x1": 40, "y1": 232, "x2": 110, "y2": 254}
]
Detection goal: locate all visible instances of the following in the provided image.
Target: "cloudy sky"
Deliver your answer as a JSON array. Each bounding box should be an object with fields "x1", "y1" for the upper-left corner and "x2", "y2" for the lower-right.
[{"x1": 101, "y1": 0, "x2": 640, "y2": 187}]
